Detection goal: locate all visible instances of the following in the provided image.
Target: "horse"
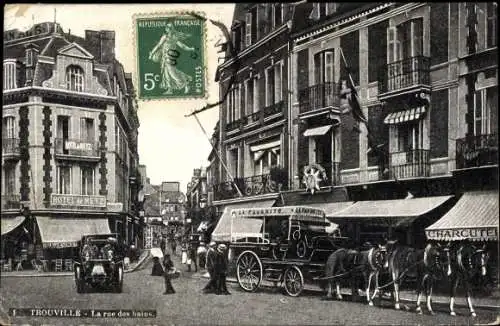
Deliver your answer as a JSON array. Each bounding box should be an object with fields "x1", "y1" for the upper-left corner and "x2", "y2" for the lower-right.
[
  {"x1": 445, "y1": 242, "x2": 489, "y2": 317},
  {"x1": 381, "y1": 240, "x2": 425, "y2": 310},
  {"x1": 415, "y1": 242, "x2": 448, "y2": 315},
  {"x1": 321, "y1": 244, "x2": 387, "y2": 306}
]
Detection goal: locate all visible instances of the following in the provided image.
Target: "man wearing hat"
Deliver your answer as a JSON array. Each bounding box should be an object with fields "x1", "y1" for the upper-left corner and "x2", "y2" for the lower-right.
[
  {"x1": 215, "y1": 243, "x2": 230, "y2": 295},
  {"x1": 202, "y1": 241, "x2": 217, "y2": 293}
]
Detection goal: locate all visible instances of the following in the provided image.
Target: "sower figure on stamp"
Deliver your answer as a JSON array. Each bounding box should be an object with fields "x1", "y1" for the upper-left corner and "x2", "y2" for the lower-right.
[
  {"x1": 163, "y1": 253, "x2": 176, "y2": 294},
  {"x1": 149, "y1": 23, "x2": 196, "y2": 95},
  {"x1": 215, "y1": 244, "x2": 230, "y2": 295},
  {"x1": 202, "y1": 241, "x2": 217, "y2": 294}
]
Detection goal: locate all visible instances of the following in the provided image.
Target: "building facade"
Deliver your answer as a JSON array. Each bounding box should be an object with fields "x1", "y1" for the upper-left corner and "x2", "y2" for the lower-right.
[
  {"x1": 2, "y1": 22, "x2": 143, "y2": 263},
  {"x1": 209, "y1": 3, "x2": 497, "y2": 250}
]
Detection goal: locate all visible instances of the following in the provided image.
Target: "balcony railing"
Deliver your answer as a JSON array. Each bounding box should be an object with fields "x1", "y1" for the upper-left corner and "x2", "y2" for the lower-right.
[
  {"x1": 389, "y1": 149, "x2": 430, "y2": 179},
  {"x1": 55, "y1": 138, "x2": 100, "y2": 159},
  {"x1": 225, "y1": 101, "x2": 285, "y2": 132},
  {"x1": 2, "y1": 138, "x2": 20, "y2": 157},
  {"x1": 456, "y1": 133, "x2": 498, "y2": 169},
  {"x1": 1, "y1": 194, "x2": 21, "y2": 210},
  {"x1": 378, "y1": 56, "x2": 431, "y2": 96},
  {"x1": 213, "y1": 173, "x2": 287, "y2": 201},
  {"x1": 298, "y1": 162, "x2": 341, "y2": 189},
  {"x1": 298, "y1": 82, "x2": 340, "y2": 115}
]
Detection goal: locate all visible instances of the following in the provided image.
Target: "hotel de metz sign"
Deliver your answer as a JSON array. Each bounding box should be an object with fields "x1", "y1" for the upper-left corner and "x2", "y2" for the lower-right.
[
  {"x1": 50, "y1": 194, "x2": 107, "y2": 210},
  {"x1": 4, "y1": 22, "x2": 53, "y2": 42}
]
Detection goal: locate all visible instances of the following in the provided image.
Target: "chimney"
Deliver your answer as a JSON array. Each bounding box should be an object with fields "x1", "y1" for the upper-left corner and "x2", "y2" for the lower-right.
[
  {"x1": 84, "y1": 30, "x2": 101, "y2": 60},
  {"x1": 100, "y1": 30, "x2": 115, "y2": 64}
]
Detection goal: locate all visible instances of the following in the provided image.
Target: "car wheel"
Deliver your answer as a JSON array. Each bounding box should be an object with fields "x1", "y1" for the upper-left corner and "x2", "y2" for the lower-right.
[{"x1": 115, "y1": 266, "x2": 123, "y2": 293}]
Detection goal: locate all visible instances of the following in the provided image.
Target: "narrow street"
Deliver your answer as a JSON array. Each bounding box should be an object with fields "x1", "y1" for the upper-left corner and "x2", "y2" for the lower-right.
[{"x1": 1, "y1": 253, "x2": 498, "y2": 326}]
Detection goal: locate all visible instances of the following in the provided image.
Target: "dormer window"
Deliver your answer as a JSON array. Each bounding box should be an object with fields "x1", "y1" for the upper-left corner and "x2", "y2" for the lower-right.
[
  {"x1": 66, "y1": 65, "x2": 84, "y2": 92},
  {"x1": 3, "y1": 59, "x2": 17, "y2": 90},
  {"x1": 273, "y1": 4, "x2": 283, "y2": 28}
]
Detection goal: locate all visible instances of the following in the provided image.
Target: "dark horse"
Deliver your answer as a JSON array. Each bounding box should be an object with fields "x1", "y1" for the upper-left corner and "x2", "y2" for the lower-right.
[
  {"x1": 445, "y1": 242, "x2": 489, "y2": 317},
  {"x1": 414, "y1": 242, "x2": 448, "y2": 315},
  {"x1": 321, "y1": 245, "x2": 387, "y2": 306}
]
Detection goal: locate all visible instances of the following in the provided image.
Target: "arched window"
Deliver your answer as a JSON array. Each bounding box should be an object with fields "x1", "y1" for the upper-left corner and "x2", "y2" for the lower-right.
[{"x1": 66, "y1": 65, "x2": 84, "y2": 92}]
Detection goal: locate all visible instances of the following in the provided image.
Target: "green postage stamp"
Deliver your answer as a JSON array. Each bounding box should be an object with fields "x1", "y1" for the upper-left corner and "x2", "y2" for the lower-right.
[{"x1": 134, "y1": 13, "x2": 206, "y2": 100}]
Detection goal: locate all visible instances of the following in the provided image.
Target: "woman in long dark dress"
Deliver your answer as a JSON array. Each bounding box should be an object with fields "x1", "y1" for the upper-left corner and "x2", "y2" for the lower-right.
[{"x1": 163, "y1": 254, "x2": 176, "y2": 294}]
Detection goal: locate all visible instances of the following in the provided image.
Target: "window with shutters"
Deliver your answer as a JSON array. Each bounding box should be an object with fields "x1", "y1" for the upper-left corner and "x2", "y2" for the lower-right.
[
  {"x1": 80, "y1": 118, "x2": 95, "y2": 142},
  {"x1": 473, "y1": 87, "x2": 497, "y2": 136},
  {"x1": 265, "y1": 67, "x2": 275, "y2": 106},
  {"x1": 245, "y1": 79, "x2": 254, "y2": 114},
  {"x1": 4, "y1": 163, "x2": 16, "y2": 195},
  {"x1": 81, "y1": 166, "x2": 95, "y2": 195},
  {"x1": 57, "y1": 165, "x2": 72, "y2": 194},
  {"x1": 487, "y1": 3, "x2": 497, "y2": 48},
  {"x1": 3, "y1": 60, "x2": 17, "y2": 90},
  {"x1": 2, "y1": 116, "x2": 16, "y2": 139},
  {"x1": 66, "y1": 65, "x2": 84, "y2": 92},
  {"x1": 313, "y1": 50, "x2": 335, "y2": 84}
]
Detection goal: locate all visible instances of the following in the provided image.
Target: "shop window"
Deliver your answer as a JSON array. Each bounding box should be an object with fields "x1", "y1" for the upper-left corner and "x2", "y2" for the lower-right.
[
  {"x1": 3, "y1": 60, "x2": 17, "y2": 90},
  {"x1": 66, "y1": 65, "x2": 84, "y2": 92},
  {"x1": 57, "y1": 165, "x2": 72, "y2": 194},
  {"x1": 81, "y1": 166, "x2": 94, "y2": 195}
]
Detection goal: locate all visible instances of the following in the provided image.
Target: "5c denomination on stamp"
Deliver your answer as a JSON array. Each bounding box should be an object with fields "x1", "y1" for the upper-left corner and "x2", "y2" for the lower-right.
[{"x1": 134, "y1": 12, "x2": 206, "y2": 100}]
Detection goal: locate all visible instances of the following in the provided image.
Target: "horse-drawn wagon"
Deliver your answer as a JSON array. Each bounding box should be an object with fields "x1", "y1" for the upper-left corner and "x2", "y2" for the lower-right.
[{"x1": 227, "y1": 206, "x2": 348, "y2": 296}]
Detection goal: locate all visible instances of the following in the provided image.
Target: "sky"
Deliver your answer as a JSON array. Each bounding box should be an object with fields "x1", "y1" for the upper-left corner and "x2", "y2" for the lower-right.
[{"x1": 4, "y1": 3, "x2": 235, "y2": 193}]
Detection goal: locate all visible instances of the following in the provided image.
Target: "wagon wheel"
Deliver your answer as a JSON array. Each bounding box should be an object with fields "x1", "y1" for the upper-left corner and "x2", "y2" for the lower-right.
[
  {"x1": 75, "y1": 265, "x2": 85, "y2": 294},
  {"x1": 283, "y1": 266, "x2": 304, "y2": 297},
  {"x1": 236, "y1": 251, "x2": 263, "y2": 292}
]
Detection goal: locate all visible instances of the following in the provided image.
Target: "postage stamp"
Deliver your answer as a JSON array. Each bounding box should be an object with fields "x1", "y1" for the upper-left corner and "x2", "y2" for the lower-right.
[{"x1": 134, "y1": 12, "x2": 206, "y2": 100}]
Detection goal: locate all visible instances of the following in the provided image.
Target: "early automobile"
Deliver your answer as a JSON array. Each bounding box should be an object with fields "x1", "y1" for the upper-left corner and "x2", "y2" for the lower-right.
[{"x1": 73, "y1": 234, "x2": 124, "y2": 293}]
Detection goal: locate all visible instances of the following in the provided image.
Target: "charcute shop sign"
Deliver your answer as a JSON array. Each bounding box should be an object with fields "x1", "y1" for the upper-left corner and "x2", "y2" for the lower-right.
[{"x1": 426, "y1": 227, "x2": 498, "y2": 241}]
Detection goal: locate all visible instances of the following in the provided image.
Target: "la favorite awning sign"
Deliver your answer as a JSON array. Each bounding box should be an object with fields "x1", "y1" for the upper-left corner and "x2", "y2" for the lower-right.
[{"x1": 426, "y1": 227, "x2": 498, "y2": 241}]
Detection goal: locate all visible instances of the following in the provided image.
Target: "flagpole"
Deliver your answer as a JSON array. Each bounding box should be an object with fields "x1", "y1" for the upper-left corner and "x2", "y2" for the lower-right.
[
  {"x1": 339, "y1": 47, "x2": 367, "y2": 124},
  {"x1": 192, "y1": 113, "x2": 243, "y2": 197}
]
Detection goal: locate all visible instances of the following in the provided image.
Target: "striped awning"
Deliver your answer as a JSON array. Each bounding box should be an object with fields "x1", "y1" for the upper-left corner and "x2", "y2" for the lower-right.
[
  {"x1": 426, "y1": 191, "x2": 499, "y2": 242},
  {"x1": 384, "y1": 107, "x2": 426, "y2": 125},
  {"x1": 329, "y1": 196, "x2": 453, "y2": 227},
  {"x1": 303, "y1": 125, "x2": 332, "y2": 137}
]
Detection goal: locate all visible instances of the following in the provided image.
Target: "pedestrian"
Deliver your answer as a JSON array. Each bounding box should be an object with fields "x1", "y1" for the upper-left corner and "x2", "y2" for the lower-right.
[
  {"x1": 188, "y1": 235, "x2": 198, "y2": 273},
  {"x1": 163, "y1": 253, "x2": 176, "y2": 294},
  {"x1": 202, "y1": 241, "x2": 217, "y2": 294},
  {"x1": 215, "y1": 243, "x2": 231, "y2": 295}
]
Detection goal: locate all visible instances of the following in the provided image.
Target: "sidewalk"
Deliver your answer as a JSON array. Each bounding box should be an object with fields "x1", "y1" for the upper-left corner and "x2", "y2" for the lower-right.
[
  {"x1": 194, "y1": 272, "x2": 500, "y2": 311},
  {"x1": 0, "y1": 249, "x2": 151, "y2": 278}
]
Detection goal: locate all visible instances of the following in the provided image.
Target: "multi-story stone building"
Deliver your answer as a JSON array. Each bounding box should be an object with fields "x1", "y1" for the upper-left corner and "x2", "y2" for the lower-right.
[
  {"x1": 211, "y1": 4, "x2": 297, "y2": 241},
  {"x1": 2, "y1": 22, "x2": 142, "y2": 263},
  {"x1": 210, "y1": 3, "x2": 497, "y2": 252}
]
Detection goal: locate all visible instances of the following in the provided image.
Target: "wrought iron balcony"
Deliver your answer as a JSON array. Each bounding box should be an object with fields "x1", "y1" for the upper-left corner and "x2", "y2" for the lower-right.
[
  {"x1": 298, "y1": 82, "x2": 340, "y2": 115},
  {"x1": 456, "y1": 133, "x2": 498, "y2": 169},
  {"x1": 1, "y1": 194, "x2": 21, "y2": 210},
  {"x1": 55, "y1": 138, "x2": 100, "y2": 160},
  {"x1": 378, "y1": 56, "x2": 431, "y2": 99},
  {"x1": 2, "y1": 138, "x2": 20, "y2": 158},
  {"x1": 212, "y1": 173, "x2": 286, "y2": 201},
  {"x1": 389, "y1": 149, "x2": 430, "y2": 179},
  {"x1": 225, "y1": 101, "x2": 285, "y2": 132},
  {"x1": 298, "y1": 162, "x2": 341, "y2": 189}
]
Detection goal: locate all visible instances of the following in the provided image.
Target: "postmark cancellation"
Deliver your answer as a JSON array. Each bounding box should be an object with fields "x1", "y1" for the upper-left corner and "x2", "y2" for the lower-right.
[{"x1": 134, "y1": 12, "x2": 207, "y2": 101}]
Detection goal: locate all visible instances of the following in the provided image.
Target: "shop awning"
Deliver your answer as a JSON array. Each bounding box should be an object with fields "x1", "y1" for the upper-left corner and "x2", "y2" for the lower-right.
[
  {"x1": 303, "y1": 125, "x2": 332, "y2": 137},
  {"x1": 1, "y1": 216, "x2": 26, "y2": 236},
  {"x1": 329, "y1": 195, "x2": 453, "y2": 227},
  {"x1": 426, "y1": 191, "x2": 499, "y2": 241},
  {"x1": 384, "y1": 107, "x2": 426, "y2": 125},
  {"x1": 36, "y1": 217, "x2": 111, "y2": 248},
  {"x1": 250, "y1": 140, "x2": 281, "y2": 152},
  {"x1": 211, "y1": 199, "x2": 276, "y2": 242},
  {"x1": 305, "y1": 201, "x2": 355, "y2": 218}
]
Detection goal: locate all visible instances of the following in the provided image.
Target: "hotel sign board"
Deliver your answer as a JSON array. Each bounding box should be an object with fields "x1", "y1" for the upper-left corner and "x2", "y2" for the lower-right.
[
  {"x1": 4, "y1": 22, "x2": 52, "y2": 42},
  {"x1": 50, "y1": 194, "x2": 107, "y2": 208},
  {"x1": 65, "y1": 140, "x2": 94, "y2": 151},
  {"x1": 107, "y1": 202, "x2": 124, "y2": 212}
]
